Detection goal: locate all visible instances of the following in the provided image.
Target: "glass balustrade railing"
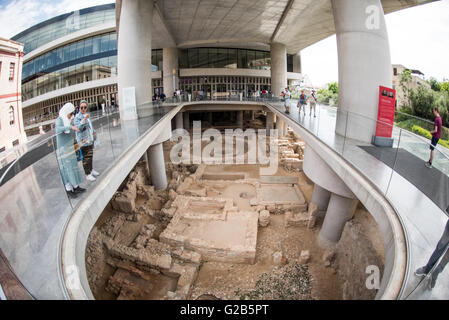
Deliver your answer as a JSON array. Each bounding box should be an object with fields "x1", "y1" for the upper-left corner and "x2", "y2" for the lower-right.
[
  {"x1": 0, "y1": 96, "x2": 447, "y2": 300},
  {"x1": 268, "y1": 100, "x2": 449, "y2": 300}
]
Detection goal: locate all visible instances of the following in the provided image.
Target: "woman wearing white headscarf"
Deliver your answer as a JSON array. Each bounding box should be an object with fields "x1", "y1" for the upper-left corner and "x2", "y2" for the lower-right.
[{"x1": 55, "y1": 103, "x2": 85, "y2": 197}]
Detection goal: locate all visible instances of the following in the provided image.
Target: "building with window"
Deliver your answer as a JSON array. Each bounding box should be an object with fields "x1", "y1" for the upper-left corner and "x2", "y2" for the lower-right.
[
  {"x1": 0, "y1": 37, "x2": 27, "y2": 160},
  {"x1": 11, "y1": 3, "x2": 302, "y2": 135}
]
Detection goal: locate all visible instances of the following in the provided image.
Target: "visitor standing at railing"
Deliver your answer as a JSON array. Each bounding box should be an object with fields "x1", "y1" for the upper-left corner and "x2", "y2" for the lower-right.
[
  {"x1": 282, "y1": 87, "x2": 291, "y2": 113},
  {"x1": 298, "y1": 90, "x2": 308, "y2": 115},
  {"x1": 309, "y1": 89, "x2": 317, "y2": 117},
  {"x1": 74, "y1": 100, "x2": 100, "y2": 182},
  {"x1": 425, "y1": 107, "x2": 442, "y2": 168},
  {"x1": 55, "y1": 103, "x2": 85, "y2": 197}
]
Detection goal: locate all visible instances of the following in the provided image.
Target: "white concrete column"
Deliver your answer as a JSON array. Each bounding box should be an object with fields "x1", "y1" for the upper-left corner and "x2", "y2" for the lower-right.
[
  {"x1": 277, "y1": 118, "x2": 284, "y2": 138},
  {"x1": 283, "y1": 123, "x2": 288, "y2": 137},
  {"x1": 251, "y1": 111, "x2": 255, "y2": 121},
  {"x1": 293, "y1": 52, "x2": 301, "y2": 73},
  {"x1": 147, "y1": 143, "x2": 167, "y2": 190},
  {"x1": 266, "y1": 112, "x2": 274, "y2": 136},
  {"x1": 163, "y1": 47, "x2": 179, "y2": 96},
  {"x1": 237, "y1": 111, "x2": 244, "y2": 127},
  {"x1": 332, "y1": 0, "x2": 392, "y2": 143},
  {"x1": 319, "y1": 193, "x2": 358, "y2": 245},
  {"x1": 311, "y1": 184, "x2": 331, "y2": 217},
  {"x1": 270, "y1": 43, "x2": 287, "y2": 97},
  {"x1": 175, "y1": 112, "x2": 183, "y2": 130},
  {"x1": 118, "y1": 0, "x2": 153, "y2": 120},
  {"x1": 303, "y1": 146, "x2": 355, "y2": 199}
]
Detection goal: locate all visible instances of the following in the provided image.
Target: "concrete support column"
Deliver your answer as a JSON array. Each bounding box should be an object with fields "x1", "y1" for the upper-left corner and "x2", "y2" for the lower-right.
[
  {"x1": 251, "y1": 111, "x2": 255, "y2": 121},
  {"x1": 266, "y1": 112, "x2": 274, "y2": 136},
  {"x1": 293, "y1": 52, "x2": 302, "y2": 73},
  {"x1": 147, "y1": 143, "x2": 167, "y2": 190},
  {"x1": 237, "y1": 111, "x2": 244, "y2": 127},
  {"x1": 270, "y1": 43, "x2": 287, "y2": 97},
  {"x1": 183, "y1": 112, "x2": 190, "y2": 130},
  {"x1": 332, "y1": 0, "x2": 392, "y2": 143},
  {"x1": 175, "y1": 112, "x2": 183, "y2": 130},
  {"x1": 208, "y1": 112, "x2": 213, "y2": 125},
  {"x1": 163, "y1": 47, "x2": 179, "y2": 96},
  {"x1": 277, "y1": 118, "x2": 284, "y2": 138},
  {"x1": 283, "y1": 123, "x2": 288, "y2": 137},
  {"x1": 318, "y1": 193, "x2": 358, "y2": 245},
  {"x1": 118, "y1": 0, "x2": 153, "y2": 120},
  {"x1": 311, "y1": 184, "x2": 331, "y2": 217}
]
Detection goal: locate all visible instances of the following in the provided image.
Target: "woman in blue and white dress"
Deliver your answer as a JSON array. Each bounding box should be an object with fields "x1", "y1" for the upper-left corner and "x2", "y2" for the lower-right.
[{"x1": 55, "y1": 103, "x2": 86, "y2": 197}]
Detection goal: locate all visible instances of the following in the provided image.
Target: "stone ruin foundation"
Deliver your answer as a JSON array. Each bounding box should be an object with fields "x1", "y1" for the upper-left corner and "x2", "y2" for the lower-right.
[{"x1": 86, "y1": 115, "x2": 385, "y2": 300}]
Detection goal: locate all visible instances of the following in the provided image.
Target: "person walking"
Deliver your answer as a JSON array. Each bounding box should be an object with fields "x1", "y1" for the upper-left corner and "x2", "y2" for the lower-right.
[
  {"x1": 74, "y1": 100, "x2": 100, "y2": 182},
  {"x1": 298, "y1": 90, "x2": 308, "y2": 115},
  {"x1": 309, "y1": 89, "x2": 318, "y2": 117},
  {"x1": 425, "y1": 107, "x2": 442, "y2": 168},
  {"x1": 415, "y1": 219, "x2": 449, "y2": 288},
  {"x1": 282, "y1": 87, "x2": 291, "y2": 113},
  {"x1": 55, "y1": 103, "x2": 85, "y2": 197}
]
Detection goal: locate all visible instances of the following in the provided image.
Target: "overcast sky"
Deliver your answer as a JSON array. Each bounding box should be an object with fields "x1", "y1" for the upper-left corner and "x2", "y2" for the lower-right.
[{"x1": 1, "y1": 0, "x2": 448, "y2": 87}]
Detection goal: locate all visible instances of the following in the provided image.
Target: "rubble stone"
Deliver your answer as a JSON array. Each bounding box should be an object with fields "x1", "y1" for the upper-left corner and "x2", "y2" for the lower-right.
[
  {"x1": 299, "y1": 250, "x2": 310, "y2": 264},
  {"x1": 258, "y1": 210, "x2": 270, "y2": 227}
]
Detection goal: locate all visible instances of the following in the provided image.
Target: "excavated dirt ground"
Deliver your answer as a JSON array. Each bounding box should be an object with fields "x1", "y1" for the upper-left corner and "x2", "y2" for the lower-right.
[{"x1": 86, "y1": 114, "x2": 384, "y2": 300}]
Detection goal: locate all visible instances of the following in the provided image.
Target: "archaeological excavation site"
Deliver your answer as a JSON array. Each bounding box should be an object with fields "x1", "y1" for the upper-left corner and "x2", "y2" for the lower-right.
[{"x1": 85, "y1": 111, "x2": 385, "y2": 300}]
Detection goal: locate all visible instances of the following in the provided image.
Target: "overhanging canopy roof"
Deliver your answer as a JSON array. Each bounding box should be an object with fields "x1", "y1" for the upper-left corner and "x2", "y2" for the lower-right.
[{"x1": 117, "y1": 0, "x2": 437, "y2": 53}]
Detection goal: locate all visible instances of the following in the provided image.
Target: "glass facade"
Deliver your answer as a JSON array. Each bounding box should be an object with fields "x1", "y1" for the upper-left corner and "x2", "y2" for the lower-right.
[
  {"x1": 11, "y1": 4, "x2": 116, "y2": 54},
  {"x1": 179, "y1": 75, "x2": 271, "y2": 98},
  {"x1": 22, "y1": 32, "x2": 118, "y2": 101},
  {"x1": 179, "y1": 48, "x2": 274, "y2": 70}
]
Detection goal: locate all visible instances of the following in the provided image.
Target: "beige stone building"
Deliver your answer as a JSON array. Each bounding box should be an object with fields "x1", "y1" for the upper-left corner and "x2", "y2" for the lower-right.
[
  {"x1": 392, "y1": 64, "x2": 431, "y2": 110},
  {"x1": 0, "y1": 38, "x2": 27, "y2": 162}
]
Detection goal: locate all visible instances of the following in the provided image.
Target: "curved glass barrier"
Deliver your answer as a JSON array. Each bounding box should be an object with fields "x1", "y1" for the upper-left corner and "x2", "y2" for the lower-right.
[
  {"x1": 0, "y1": 96, "x2": 448, "y2": 299},
  {"x1": 268, "y1": 101, "x2": 449, "y2": 300}
]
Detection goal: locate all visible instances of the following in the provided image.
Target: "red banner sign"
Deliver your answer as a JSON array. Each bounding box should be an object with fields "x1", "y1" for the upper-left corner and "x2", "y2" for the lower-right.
[{"x1": 375, "y1": 86, "x2": 396, "y2": 138}]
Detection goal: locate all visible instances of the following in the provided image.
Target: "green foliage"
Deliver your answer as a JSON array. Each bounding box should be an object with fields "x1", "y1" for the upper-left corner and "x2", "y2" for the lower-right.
[
  {"x1": 316, "y1": 83, "x2": 338, "y2": 106},
  {"x1": 400, "y1": 69, "x2": 413, "y2": 109},
  {"x1": 410, "y1": 125, "x2": 449, "y2": 149},
  {"x1": 327, "y1": 82, "x2": 338, "y2": 94},
  {"x1": 317, "y1": 90, "x2": 338, "y2": 106},
  {"x1": 412, "y1": 125, "x2": 432, "y2": 139},
  {"x1": 441, "y1": 82, "x2": 449, "y2": 94},
  {"x1": 428, "y1": 77, "x2": 441, "y2": 91}
]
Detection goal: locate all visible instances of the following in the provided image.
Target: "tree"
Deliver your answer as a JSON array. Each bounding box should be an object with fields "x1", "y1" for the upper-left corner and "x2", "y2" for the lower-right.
[
  {"x1": 328, "y1": 82, "x2": 338, "y2": 94},
  {"x1": 399, "y1": 69, "x2": 413, "y2": 110},
  {"x1": 441, "y1": 81, "x2": 449, "y2": 94},
  {"x1": 427, "y1": 77, "x2": 441, "y2": 91}
]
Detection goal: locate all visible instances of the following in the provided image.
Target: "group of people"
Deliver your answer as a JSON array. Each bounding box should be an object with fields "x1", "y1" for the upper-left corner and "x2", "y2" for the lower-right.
[
  {"x1": 281, "y1": 87, "x2": 318, "y2": 117},
  {"x1": 55, "y1": 100, "x2": 99, "y2": 198}
]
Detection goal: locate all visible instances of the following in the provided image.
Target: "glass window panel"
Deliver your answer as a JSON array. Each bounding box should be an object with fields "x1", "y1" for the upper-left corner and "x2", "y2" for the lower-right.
[
  {"x1": 69, "y1": 43, "x2": 77, "y2": 61},
  {"x1": 84, "y1": 38, "x2": 93, "y2": 56},
  {"x1": 247, "y1": 50, "x2": 256, "y2": 68},
  {"x1": 92, "y1": 35, "x2": 101, "y2": 54},
  {"x1": 227, "y1": 49, "x2": 237, "y2": 69},
  {"x1": 198, "y1": 48, "x2": 209, "y2": 68},
  {"x1": 109, "y1": 33, "x2": 117, "y2": 51},
  {"x1": 179, "y1": 49, "x2": 188, "y2": 68},
  {"x1": 238, "y1": 49, "x2": 246, "y2": 69},
  {"x1": 100, "y1": 34, "x2": 109, "y2": 52},
  {"x1": 189, "y1": 48, "x2": 199, "y2": 68},
  {"x1": 63, "y1": 44, "x2": 71, "y2": 62},
  {"x1": 76, "y1": 41, "x2": 84, "y2": 59},
  {"x1": 217, "y1": 48, "x2": 227, "y2": 68}
]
